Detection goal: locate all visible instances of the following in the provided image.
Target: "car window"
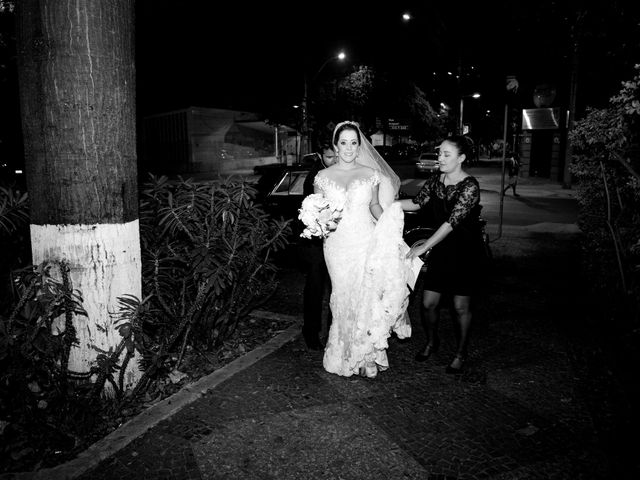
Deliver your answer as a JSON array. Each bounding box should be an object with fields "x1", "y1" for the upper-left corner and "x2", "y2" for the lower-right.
[
  {"x1": 271, "y1": 171, "x2": 308, "y2": 196},
  {"x1": 289, "y1": 172, "x2": 306, "y2": 195}
]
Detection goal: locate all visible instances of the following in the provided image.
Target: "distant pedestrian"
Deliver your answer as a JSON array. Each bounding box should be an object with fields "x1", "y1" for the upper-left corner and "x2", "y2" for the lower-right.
[{"x1": 503, "y1": 152, "x2": 521, "y2": 197}]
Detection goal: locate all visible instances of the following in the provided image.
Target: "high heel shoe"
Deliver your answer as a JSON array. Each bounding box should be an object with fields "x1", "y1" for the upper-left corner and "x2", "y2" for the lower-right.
[
  {"x1": 414, "y1": 342, "x2": 438, "y2": 362},
  {"x1": 358, "y1": 362, "x2": 378, "y2": 378},
  {"x1": 445, "y1": 355, "x2": 465, "y2": 374}
]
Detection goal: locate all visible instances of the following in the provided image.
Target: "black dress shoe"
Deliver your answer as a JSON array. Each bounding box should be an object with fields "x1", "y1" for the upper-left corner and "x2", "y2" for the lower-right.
[{"x1": 414, "y1": 343, "x2": 438, "y2": 362}]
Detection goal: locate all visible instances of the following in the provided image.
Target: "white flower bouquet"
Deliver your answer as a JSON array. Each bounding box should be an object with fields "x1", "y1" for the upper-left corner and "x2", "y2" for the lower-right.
[{"x1": 298, "y1": 193, "x2": 344, "y2": 239}]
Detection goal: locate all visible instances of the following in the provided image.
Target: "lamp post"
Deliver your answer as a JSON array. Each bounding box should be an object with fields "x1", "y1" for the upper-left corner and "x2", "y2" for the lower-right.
[
  {"x1": 459, "y1": 92, "x2": 480, "y2": 135},
  {"x1": 302, "y1": 51, "x2": 346, "y2": 155}
]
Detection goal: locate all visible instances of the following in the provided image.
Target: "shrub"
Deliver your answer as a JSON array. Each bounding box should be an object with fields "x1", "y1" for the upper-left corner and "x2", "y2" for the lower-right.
[
  {"x1": 0, "y1": 174, "x2": 292, "y2": 472},
  {"x1": 129, "y1": 175, "x2": 291, "y2": 393},
  {"x1": 570, "y1": 64, "x2": 640, "y2": 328}
]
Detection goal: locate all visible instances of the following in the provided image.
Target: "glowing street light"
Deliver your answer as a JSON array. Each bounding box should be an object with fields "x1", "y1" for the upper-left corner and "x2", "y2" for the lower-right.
[{"x1": 459, "y1": 92, "x2": 481, "y2": 134}]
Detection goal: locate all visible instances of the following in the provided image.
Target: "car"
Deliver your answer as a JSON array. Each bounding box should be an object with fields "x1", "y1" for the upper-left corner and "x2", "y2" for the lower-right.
[
  {"x1": 415, "y1": 152, "x2": 439, "y2": 176},
  {"x1": 257, "y1": 166, "x2": 434, "y2": 243},
  {"x1": 256, "y1": 166, "x2": 494, "y2": 265},
  {"x1": 254, "y1": 165, "x2": 312, "y2": 238}
]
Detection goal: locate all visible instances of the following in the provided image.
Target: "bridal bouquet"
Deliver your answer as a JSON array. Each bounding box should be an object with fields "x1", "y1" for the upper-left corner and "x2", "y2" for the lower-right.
[{"x1": 298, "y1": 193, "x2": 344, "y2": 239}]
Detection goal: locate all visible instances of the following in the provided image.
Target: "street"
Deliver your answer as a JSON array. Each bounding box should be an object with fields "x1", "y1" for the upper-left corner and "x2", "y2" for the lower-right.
[{"x1": 390, "y1": 158, "x2": 579, "y2": 232}]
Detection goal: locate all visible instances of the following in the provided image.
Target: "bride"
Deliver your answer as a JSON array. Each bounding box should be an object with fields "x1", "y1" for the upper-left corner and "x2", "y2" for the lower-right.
[{"x1": 313, "y1": 121, "x2": 414, "y2": 378}]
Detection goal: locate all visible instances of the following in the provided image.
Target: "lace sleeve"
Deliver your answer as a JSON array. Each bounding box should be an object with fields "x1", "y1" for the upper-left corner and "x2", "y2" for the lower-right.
[
  {"x1": 449, "y1": 177, "x2": 480, "y2": 228},
  {"x1": 314, "y1": 174, "x2": 328, "y2": 193},
  {"x1": 412, "y1": 175, "x2": 435, "y2": 206},
  {"x1": 371, "y1": 169, "x2": 381, "y2": 186}
]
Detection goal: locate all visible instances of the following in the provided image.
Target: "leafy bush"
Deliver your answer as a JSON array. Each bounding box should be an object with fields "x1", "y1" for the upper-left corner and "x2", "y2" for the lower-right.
[
  {"x1": 570, "y1": 64, "x2": 640, "y2": 327},
  {"x1": 129, "y1": 175, "x2": 291, "y2": 394},
  {"x1": 0, "y1": 262, "x2": 103, "y2": 471},
  {"x1": 0, "y1": 186, "x2": 30, "y2": 306},
  {"x1": 0, "y1": 174, "x2": 292, "y2": 472}
]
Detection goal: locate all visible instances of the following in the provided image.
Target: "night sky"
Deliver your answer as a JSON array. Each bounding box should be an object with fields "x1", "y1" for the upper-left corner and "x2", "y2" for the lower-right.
[
  {"x1": 134, "y1": 1, "x2": 640, "y2": 121},
  {"x1": 1, "y1": 0, "x2": 639, "y2": 171}
]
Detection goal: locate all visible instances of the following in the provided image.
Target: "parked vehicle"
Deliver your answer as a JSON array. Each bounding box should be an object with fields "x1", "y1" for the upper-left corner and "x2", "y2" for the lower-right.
[
  {"x1": 415, "y1": 152, "x2": 439, "y2": 176},
  {"x1": 256, "y1": 166, "x2": 492, "y2": 265}
]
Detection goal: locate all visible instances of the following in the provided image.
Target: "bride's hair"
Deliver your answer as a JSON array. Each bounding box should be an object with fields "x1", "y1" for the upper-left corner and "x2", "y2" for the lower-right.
[{"x1": 333, "y1": 121, "x2": 361, "y2": 146}]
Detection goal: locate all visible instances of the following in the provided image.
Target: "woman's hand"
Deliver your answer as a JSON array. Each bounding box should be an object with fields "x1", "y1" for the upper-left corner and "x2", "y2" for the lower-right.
[{"x1": 406, "y1": 240, "x2": 430, "y2": 259}]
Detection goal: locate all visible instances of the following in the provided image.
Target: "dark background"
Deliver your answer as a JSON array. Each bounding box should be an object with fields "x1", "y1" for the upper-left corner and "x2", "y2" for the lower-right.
[
  {"x1": 1, "y1": 1, "x2": 640, "y2": 173},
  {"x1": 134, "y1": 0, "x2": 640, "y2": 117}
]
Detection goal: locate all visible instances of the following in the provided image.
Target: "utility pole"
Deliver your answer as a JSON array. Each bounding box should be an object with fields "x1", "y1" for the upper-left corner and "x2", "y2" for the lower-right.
[
  {"x1": 497, "y1": 75, "x2": 520, "y2": 240},
  {"x1": 302, "y1": 73, "x2": 310, "y2": 156}
]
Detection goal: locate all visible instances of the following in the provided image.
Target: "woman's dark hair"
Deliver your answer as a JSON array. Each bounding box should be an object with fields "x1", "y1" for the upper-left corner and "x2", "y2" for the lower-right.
[
  {"x1": 333, "y1": 122, "x2": 361, "y2": 146},
  {"x1": 442, "y1": 135, "x2": 473, "y2": 158}
]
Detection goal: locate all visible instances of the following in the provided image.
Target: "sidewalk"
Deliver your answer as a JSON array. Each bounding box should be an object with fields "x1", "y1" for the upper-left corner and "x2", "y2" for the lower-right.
[{"x1": 18, "y1": 223, "x2": 631, "y2": 479}]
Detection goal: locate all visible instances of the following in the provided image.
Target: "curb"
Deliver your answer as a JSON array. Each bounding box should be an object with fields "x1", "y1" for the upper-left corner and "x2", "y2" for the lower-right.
[{"x1": 4, "y1": 311, "x2": 302, "y2": 480}]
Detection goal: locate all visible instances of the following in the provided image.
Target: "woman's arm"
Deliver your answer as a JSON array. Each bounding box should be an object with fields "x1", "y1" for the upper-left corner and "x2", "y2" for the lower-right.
[
  {"x1": 369, "y1": 183, "x2": 383, "y2": 220},
  {"x1": 406, "y1": 221, "x2": 453, "y2": 259},
  {"x1": 397, "y1": 177, "x2": 432, "y2": 212},
  {"x1": 406, "y1": 179, "x2": 480, "y2": 259}
]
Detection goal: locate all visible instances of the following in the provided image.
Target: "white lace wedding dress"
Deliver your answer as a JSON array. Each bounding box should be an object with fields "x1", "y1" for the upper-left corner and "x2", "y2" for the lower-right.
[{"x1": 315, "y1": 171, "x2": 413, "y2": 378}]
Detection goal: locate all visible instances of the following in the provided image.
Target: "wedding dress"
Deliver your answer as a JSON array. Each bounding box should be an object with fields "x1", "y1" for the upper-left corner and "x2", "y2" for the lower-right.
[{"x1": 315, "y1": 171, "x2": 413, "y2": 378}]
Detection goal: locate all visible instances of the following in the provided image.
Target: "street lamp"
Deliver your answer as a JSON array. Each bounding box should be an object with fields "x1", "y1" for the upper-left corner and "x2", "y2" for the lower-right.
[
  {"x1": 302, "y1": 51, "x2": 346, "y2": 155},
  {"x1": 459, "y1": 92, "x2": 480, "y2": 135}
]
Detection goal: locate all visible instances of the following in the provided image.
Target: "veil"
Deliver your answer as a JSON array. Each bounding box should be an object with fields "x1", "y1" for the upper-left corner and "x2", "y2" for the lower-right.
[{"x1": 332, "y1": 121, "x2": 401, "y2": 208}]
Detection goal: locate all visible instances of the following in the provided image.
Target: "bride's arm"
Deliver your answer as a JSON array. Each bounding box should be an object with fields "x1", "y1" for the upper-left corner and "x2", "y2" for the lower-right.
[
  {"x1": 396, "y1": 198, "x2": 420, "y2": 212},
  {"x1": 369, "y1": 184, "x2": 383, "y2": 219}
]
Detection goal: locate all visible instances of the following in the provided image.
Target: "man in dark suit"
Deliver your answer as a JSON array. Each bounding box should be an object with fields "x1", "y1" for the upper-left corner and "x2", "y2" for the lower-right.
[{"x1": 300, "y1": 144, "x2": 336, "y2": 350}]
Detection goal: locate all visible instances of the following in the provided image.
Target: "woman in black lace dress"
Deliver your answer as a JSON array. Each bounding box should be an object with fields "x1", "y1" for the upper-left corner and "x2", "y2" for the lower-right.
[{"x1": 398, "y1": 135, "x2": 485, "y2": 374}]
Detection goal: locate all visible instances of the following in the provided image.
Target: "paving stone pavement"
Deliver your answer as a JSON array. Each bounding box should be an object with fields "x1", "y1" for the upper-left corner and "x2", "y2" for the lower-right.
[
  {"x1": 12, "y1": 183, "x2": 635, "y2": 479},
  {"x1": 36, "y1": 225, "x2": 624, "y2": 480}
]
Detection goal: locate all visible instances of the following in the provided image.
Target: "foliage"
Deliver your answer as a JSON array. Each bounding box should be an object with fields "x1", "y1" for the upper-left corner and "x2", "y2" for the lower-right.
[
  {"x1": 570, "y1": 64, "x2": 640, "y2": 326},
  {"x1": 0, "y1": 262, "x2": 103, "y2": 472},
  {"x1": 404, "y1": 83, "x2": 446, "y2": 143},
  {"x1": 0, "y1": 174, "x2": 292, "y2": 473},
  {"x1": 0, "y1": 185, "x2": 28, "y2": 235},
  {"x1": 338, "y1": 65, "x2": 375, "y2": 111},
  {"x1": 130, "y1": 174, "x2": 290, "y2": 394},
  {"x1": 0, "y1": 186, "x2": 29, "y2": 308}
]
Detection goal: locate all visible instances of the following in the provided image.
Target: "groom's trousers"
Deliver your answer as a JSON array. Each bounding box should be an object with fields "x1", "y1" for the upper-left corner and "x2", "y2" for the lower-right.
[{"x1": 301, "y1": 240, "x2": 332, "y2": 343}]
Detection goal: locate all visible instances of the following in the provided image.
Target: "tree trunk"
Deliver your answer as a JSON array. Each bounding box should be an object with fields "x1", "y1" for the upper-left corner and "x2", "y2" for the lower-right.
[{"x1": 16, "y1": 0, "x2": 141, "y2": 394}]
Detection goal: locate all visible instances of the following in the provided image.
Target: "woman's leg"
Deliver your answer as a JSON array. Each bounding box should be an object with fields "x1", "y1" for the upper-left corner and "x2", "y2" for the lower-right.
[
  {"x1": 448, "y1": 295, "x2": 472, "y2": 370},
  {"x1": 417, "y1": 290, "x2": 441, "y2": 357}
]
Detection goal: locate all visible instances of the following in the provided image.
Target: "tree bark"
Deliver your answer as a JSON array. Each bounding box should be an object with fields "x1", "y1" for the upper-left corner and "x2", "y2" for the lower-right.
[{"x1": 16, "y1": 0, "x2": 141, "y2": 394}]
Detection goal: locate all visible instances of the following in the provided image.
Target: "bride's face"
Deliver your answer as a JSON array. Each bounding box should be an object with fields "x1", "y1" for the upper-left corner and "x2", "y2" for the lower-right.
[{"x1": 335, "y1": 129, "x2": 360, "y2": 164}]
